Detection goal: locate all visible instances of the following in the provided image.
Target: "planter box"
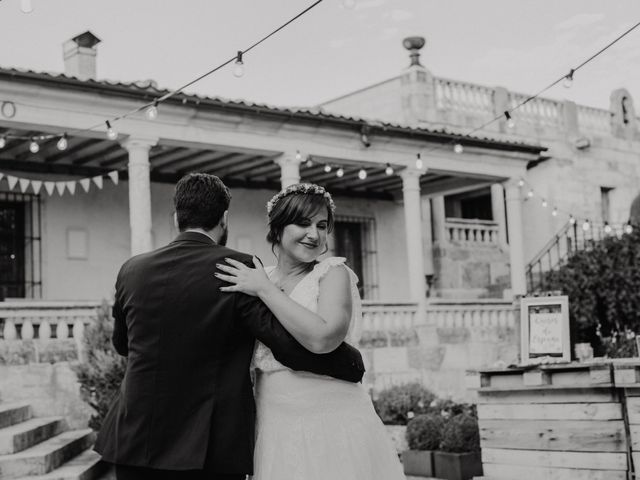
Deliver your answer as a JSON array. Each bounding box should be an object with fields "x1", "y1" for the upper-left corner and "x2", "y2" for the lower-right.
[
  {"x1": 433, "y1": 451, "x2": 482, "y2": 480},
  {"x1": 402, "y1": 450, "x2": 435, "y2": 477}
]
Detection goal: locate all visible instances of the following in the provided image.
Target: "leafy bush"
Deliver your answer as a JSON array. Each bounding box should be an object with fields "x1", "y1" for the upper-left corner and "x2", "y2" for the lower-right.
[
  {"x1": 72, "y1": 301, "x2": 126, "y2": 431},
  {"x1": 545, "y1": 227, "x2": 640, "y2": 354},
  {"x1": 373, "y1": 382, "x2": 436, "y2": 425},
  {"x1": 406, "y1": 413, "x2": 445, "y2": 450},
  {"x1": 439, "y1": 412, "x2": 480, "y2": 453}
]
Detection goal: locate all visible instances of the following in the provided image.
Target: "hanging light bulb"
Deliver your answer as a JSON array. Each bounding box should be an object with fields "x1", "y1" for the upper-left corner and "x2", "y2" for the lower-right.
[
  {"x1": 29, "y1": 138, "x2": 39, "y2": 153},
  {"x1": 552, "y1": 207, "x2": 558, "y2": 217},
  {"x1": 336, "y1": 167, "x2": 344, "y2": 178},
  {"x1": 563, "y1": 69, "x2": 575, "y2": 89},
  {"x1": 415, "y1": 153, "x2": 423, "y2": 169},
  {"x1": 569, "y1": 215, "x2": 576, "y2": 225},
  {"x1": 56, "y1": 133, "x2": 68, "y2": 151},
  {"x1": 625, "y1": 221, "x2": 634, "y2": 234},
  {"x1": 604, "y1": 222, "x2": 612, "y2": 234},
  {"x1": 504, "y1": 111, "x2": 515, "y2": 129},
  {"x1": 342, "y1": 0, "x2": 356, "y2": 8},
  {"x1": 582, "y1": 219, "x2": 591, "y2": 231},
  {"x1": 453, "y1": 143, "x2": 464, "y2": 154},
  {"x1": 527, "y1": 189, "x2": 534, "y2": 198},
  {"x1": 145, "y1": 100, "x2": 159, "y2": 120},
  {"x1": 517, "y1": 179, "x2": 525, "y2": 187},
  {"x1": 0, "y1": 136, "x2": 6, "y2": 149},
  {"x1": 295, "y1": 150, "x2": 302, "y2": 161},
  {"x1": 324, "y1": 164, "x2": 332, "y2": 173},
  {"x1": 105, "y1": 121, "x2": 118, "y2": 140},
  {"x1": 20, "y1": 0, "x2": 33, "y2": 14},
  {"x1": 541, "y1": 199, "x2": 548, "y2": 208},
  {"x1": 305, "y1": 156, "x2": 313, "y2": 168},
  {"x1": 385, "y1": 163, "x2": 394, "y2": 175},
  {"x1": 358, "y1": 168, "x2": 367, "y2": 180},
  {"x1": 233, "y1": 51, "x2": 245, "y2": 78}
]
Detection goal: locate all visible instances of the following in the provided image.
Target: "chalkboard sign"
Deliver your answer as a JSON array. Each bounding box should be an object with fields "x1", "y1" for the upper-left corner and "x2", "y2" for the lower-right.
[{"x1": 520, "y1": 296, "x2": 570, "y2": 363}]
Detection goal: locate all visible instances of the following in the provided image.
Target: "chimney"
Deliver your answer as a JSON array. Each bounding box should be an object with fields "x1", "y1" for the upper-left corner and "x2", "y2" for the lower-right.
[{"x1": 63, "y1": 31, "x2": 101, "y2": 80}]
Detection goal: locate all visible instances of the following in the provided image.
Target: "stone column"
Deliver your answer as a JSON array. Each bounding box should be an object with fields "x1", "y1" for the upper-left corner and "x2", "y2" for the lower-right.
[
  {"x1": 421, "y1": 196, "x2": 434, "y2": 276},
  {"x1": 431, "y1": 195, "x2": 447, "y2": 244},
  {"x1": 491, "y1": 183, "x2": 508, "y2": 248},
  {"x1": 122, "y1": 137, "x2": 157, "y2": 256},
  {"x1": 505, "y1": 180, "x2": 526, "y2": 296},
  {"x1": 275, "y1": 153, "x2": 303, "y2": 189},
  {"x1": 400, "y1": 168, "x2": 427, "y2": 302}
]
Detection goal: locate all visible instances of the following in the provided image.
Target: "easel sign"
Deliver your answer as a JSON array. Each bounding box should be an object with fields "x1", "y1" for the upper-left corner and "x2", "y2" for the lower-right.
[{"x1": 520, "y1": 295, "x2": 571, "y2": 364}]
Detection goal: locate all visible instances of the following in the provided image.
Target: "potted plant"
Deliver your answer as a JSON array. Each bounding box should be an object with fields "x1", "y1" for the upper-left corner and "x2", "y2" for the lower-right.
[
  {"x1": 433, "y1": 412, "x2": 483, "y2": 480},
  {"x1": 402, "y1": 413, "x2": 445, "y2": 477},
  {"x1": 372, "y1": 382, "x2": 436, "y2": 453}
]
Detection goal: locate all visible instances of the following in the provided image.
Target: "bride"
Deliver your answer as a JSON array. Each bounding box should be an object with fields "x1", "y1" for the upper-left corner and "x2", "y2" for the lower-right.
[{"x1": 215, "y1": 183, "x2": 405, "y2": 480}]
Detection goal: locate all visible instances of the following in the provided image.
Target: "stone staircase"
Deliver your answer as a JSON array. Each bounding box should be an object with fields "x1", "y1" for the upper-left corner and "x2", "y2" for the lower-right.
[{"x1": 0, "y1": 403, "x2": 111, "y2": 480}]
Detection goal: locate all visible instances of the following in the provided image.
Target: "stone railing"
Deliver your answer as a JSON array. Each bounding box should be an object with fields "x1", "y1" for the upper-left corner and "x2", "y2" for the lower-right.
[
  {"x1": 508, "y1": 92, "x2": 563, "y2": 128},
  {"x1": 445, "y1": 218, "x2": 500, "y2": 245},
  {"x1": 577, "y1": 104, "x2": 611, "y2": 134},
  {"x1": 434, "y1": 77, "x2": 494, "y2": 115}
]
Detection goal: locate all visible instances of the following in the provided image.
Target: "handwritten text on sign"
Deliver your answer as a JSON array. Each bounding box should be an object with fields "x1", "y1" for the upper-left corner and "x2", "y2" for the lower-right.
[{"x1": 529, "y1": 312, "x2": 563, "y2": 354}]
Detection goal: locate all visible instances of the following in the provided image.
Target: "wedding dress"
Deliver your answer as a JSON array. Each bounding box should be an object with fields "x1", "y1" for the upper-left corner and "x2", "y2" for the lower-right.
[{"x1": 251, "y1": 257, "x2": 405, "y2": 480}]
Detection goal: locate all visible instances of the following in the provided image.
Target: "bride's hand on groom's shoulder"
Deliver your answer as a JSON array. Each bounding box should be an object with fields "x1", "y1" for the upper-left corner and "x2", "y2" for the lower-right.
[{"x1": 215, "y1": 256, "x2": 274, "y2": 297}]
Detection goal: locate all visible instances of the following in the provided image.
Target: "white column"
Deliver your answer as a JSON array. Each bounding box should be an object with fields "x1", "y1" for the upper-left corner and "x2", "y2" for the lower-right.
[
  {"x1": 420, "y1": 196, "x2": 434, "y2": 276},
  {"x1": 400, "y1": 168, "x2": 427, "y2": 302},
  {"x1": 122, "y1": 137, "x2": 157, "y2": 256},
  {"x1": 275, "y1": 153, "x2": 303, "y2": 189},
  {"x1": 505, "y1": 180, "x2": 526, "y2": 296},
  {"x1": 491, "y1": 183, "x2": 508, "y2": 248}
]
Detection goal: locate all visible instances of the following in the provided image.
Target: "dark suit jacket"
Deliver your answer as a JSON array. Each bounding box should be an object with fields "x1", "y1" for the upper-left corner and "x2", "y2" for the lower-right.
[{"x1": 94, "y1": 232, "x2": 365, "y2": 474}]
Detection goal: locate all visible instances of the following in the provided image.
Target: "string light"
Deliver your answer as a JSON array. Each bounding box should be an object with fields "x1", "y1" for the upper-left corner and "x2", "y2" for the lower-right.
[
  {"x1": 582, "y1": 219, "x2": 591, "y2": 231},
  {"x1": 504, "y1": 111, "x2": 515, "y2": 129},
  {"x1": 541, "y1": 199, "x2": 548, "y2": 208},
  {"x1": 56, "y1": 133, "x2": 68, "y2": 151},
  {"x1": 453, "y1": 143, "x2": 464, "y2": 154},
  {"x1": 415, "y1": 153, "x2": 423, "y2": 169},
  {"x1": 569, "y1": 215, "x2": 576, "y2": 225},
  {"x1": 552, "y1": 208, "x2": 558, "y2": 217},
  {"x1": 563, "y1": 69, "x2": 575, "y2": 89},
  {"x1": 324, "y1": 164, "x2": 332, "y2": 173},
  {"x1": 336, "y1": 167, "x2": 344, "y2": 178},
  {"x1": 105, "y1": 121, "x2": 117, "y2": 140},
  {"x1": 527, "y1": 189, "x2": 534, "y2": 198},
  {"x1": 29, "y1": 138, "x2": 39, "y2": 153},
  {"x1": 625, "y1": 221, "x2": 634, "y2": 234},
  {"x1": 0, "y1": 136, "x2": 5, "y2": 149},
  {"x1": 295, "y1": 150, "x2": 302, "y2": 161},
  {"x1": 305, "y1": 156, "x2": 313, "y2": 168},
  {"x1": 358, "y1": 168, "x2": 367, "y2": 180},
  {"x1": 145, "y1": 100, "x2": 159, "y2": 120},
  {"x1": 385, "y1": 163, "x2": 394, "y2": 175},
  {"x1": 233, "y1": 51, "x2": 245, "y2": 78},
  {"x1": 20, "y1": 0, "x2": 33, "y2": 14},
  {"x1": 604, "y1": 222, "x2": 612, "y2": 234},
  {"x1": 518, "y1": 179, "x2": 525, "y2": 187}
]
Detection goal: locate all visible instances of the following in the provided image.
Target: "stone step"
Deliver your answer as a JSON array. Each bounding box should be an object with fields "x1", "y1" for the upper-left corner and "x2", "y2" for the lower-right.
[
  {"x1": 0, "y1": 417, "x2": 65, "y2": 454},
  {"x1": 0, "y1": 429, "x2": 95, "y2": 479},
  {"x1": 0, "y1": 404, "x2": 32, "y2": 429},
  {"x1": 17, "y1": 449, "x2": 108, "y2": 480}
]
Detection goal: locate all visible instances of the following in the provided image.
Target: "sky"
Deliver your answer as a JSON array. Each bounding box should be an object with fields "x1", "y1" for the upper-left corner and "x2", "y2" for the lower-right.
[{"x1": 0, "y1": 0, "x2": 638, "y2": 112}]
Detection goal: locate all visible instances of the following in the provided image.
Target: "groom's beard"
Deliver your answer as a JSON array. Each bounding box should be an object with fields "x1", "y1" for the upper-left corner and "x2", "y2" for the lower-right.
[{"x1": 218, "y1": 225, "x2": 228, "y2": 246}]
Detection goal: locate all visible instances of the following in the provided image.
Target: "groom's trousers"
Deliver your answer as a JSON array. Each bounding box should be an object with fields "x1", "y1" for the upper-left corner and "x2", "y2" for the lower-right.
[{"x1": 115, "y1": 464, "x2": 245, "y2": 480}]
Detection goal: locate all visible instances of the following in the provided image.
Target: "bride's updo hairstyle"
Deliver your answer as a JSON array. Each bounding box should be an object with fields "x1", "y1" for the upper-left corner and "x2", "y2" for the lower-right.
[{"x1": 266, "y1": 183, "x2": 336, "y2": 248}]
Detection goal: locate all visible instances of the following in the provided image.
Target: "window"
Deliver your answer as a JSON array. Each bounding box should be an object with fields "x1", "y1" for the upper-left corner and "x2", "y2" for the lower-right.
[
  {"x1": 0, "y1": 192, "x2": 42, "y2": 299},
  {"x1": 600, "y1": 187, "x2": 613, "y2": 223},
  {"x1": 445, "y1": 187, "x2": 493, "y2": 221},
  {"x1": 330, "y1": 216, "x2": 378, "y2": 300}
]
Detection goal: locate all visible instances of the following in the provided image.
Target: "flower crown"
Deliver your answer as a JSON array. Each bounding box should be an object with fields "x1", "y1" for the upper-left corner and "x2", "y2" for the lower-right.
[{"x1": 266, "y1": 183, "x2": 336, "y2": 215}]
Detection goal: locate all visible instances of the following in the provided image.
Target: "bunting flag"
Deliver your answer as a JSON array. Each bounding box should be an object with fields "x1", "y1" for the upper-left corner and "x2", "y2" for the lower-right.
[
  {"x1": 18, "y1": 178, "x2": 30, "y2": 193},
  {"x1": 79, "y1": 178, "x2": 91, "y2": 193},
  {"x1": 92, "y1": 176, "x2": 103, "y2": 189},
  {"x1": 55, "y1": 182, "x2": 66, "y2": 196},
  {"x1": 7, "y1": 175, "x2": 18, "y2": 190},
  {"x1": 66, "y1": 181, "x2": 76, "y2": 195},
  {"x1": 31, "y1": 180, "x2": 43, "y2": 195},
  {"x1": 44, "y1": 181, "x2": 55, "y2": 196},
  {"x1": 108, "y1": 170, "x2": 119, "y2": 185}
]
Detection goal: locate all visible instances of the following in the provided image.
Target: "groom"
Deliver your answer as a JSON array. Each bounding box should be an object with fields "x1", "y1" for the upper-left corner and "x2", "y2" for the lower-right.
[{"x1": 94, "y1": 173, "x2": 365, "y2": 480}]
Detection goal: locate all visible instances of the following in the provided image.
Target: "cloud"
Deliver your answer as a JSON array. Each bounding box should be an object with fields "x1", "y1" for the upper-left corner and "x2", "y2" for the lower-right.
[{"x1": 555, "y1": 13, "x2": 604, "y2": 31}]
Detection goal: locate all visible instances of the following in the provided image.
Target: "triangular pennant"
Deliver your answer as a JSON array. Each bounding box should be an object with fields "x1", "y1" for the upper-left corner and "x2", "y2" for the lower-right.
[
  {"x1": 55, "y1": 182, "x2": 66, "y2": 196},
  {"x1": 92, "y1": 176, "x2": 103, "y2": 189},
  {"x1": 44, "y1": 181, "x2": 55, "y2": 196},
  {"x1": 31, "y1": 180, "x2": 42, "y2": 195},
  {"x1": 19, "y1": 178, "x2": 30, "y2": 193},
  {"x1": 7, "y1": 175, "x2": 18, "y2": 190},
  {"x1": 79, "y1": 178, "x2": 91, "y2": 193},
  {"x1": 66, "y1": 181, "x2": 76, "y2": 195},
  {"x1": 108, "y1": 170, "x2": 119, "y2": 185}
]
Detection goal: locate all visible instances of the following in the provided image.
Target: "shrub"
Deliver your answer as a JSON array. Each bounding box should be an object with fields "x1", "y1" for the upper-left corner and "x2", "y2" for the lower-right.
[
  {"x1": 373, "y1": 382, "x2": 436, "y2": 425},
  {"x1": 440, "y1": 412, "x2": 480, "y2": 453},
  {"x1": 72, "y1": 301, "x2": 126, "y2": 431},
  {"x1": 406, "y1": 413, "x2": 445, "y2": 450}
]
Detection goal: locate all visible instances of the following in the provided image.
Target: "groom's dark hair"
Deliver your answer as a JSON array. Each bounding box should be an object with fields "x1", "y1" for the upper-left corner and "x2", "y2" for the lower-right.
[{"x1": 174, "y1": 173, "x2": 231, "y2": 231}]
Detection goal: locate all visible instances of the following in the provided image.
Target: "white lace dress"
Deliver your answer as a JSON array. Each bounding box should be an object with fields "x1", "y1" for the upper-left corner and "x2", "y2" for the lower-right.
[{"x1": 251, "y1": 257, "x2": 405, "y2": 480}]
